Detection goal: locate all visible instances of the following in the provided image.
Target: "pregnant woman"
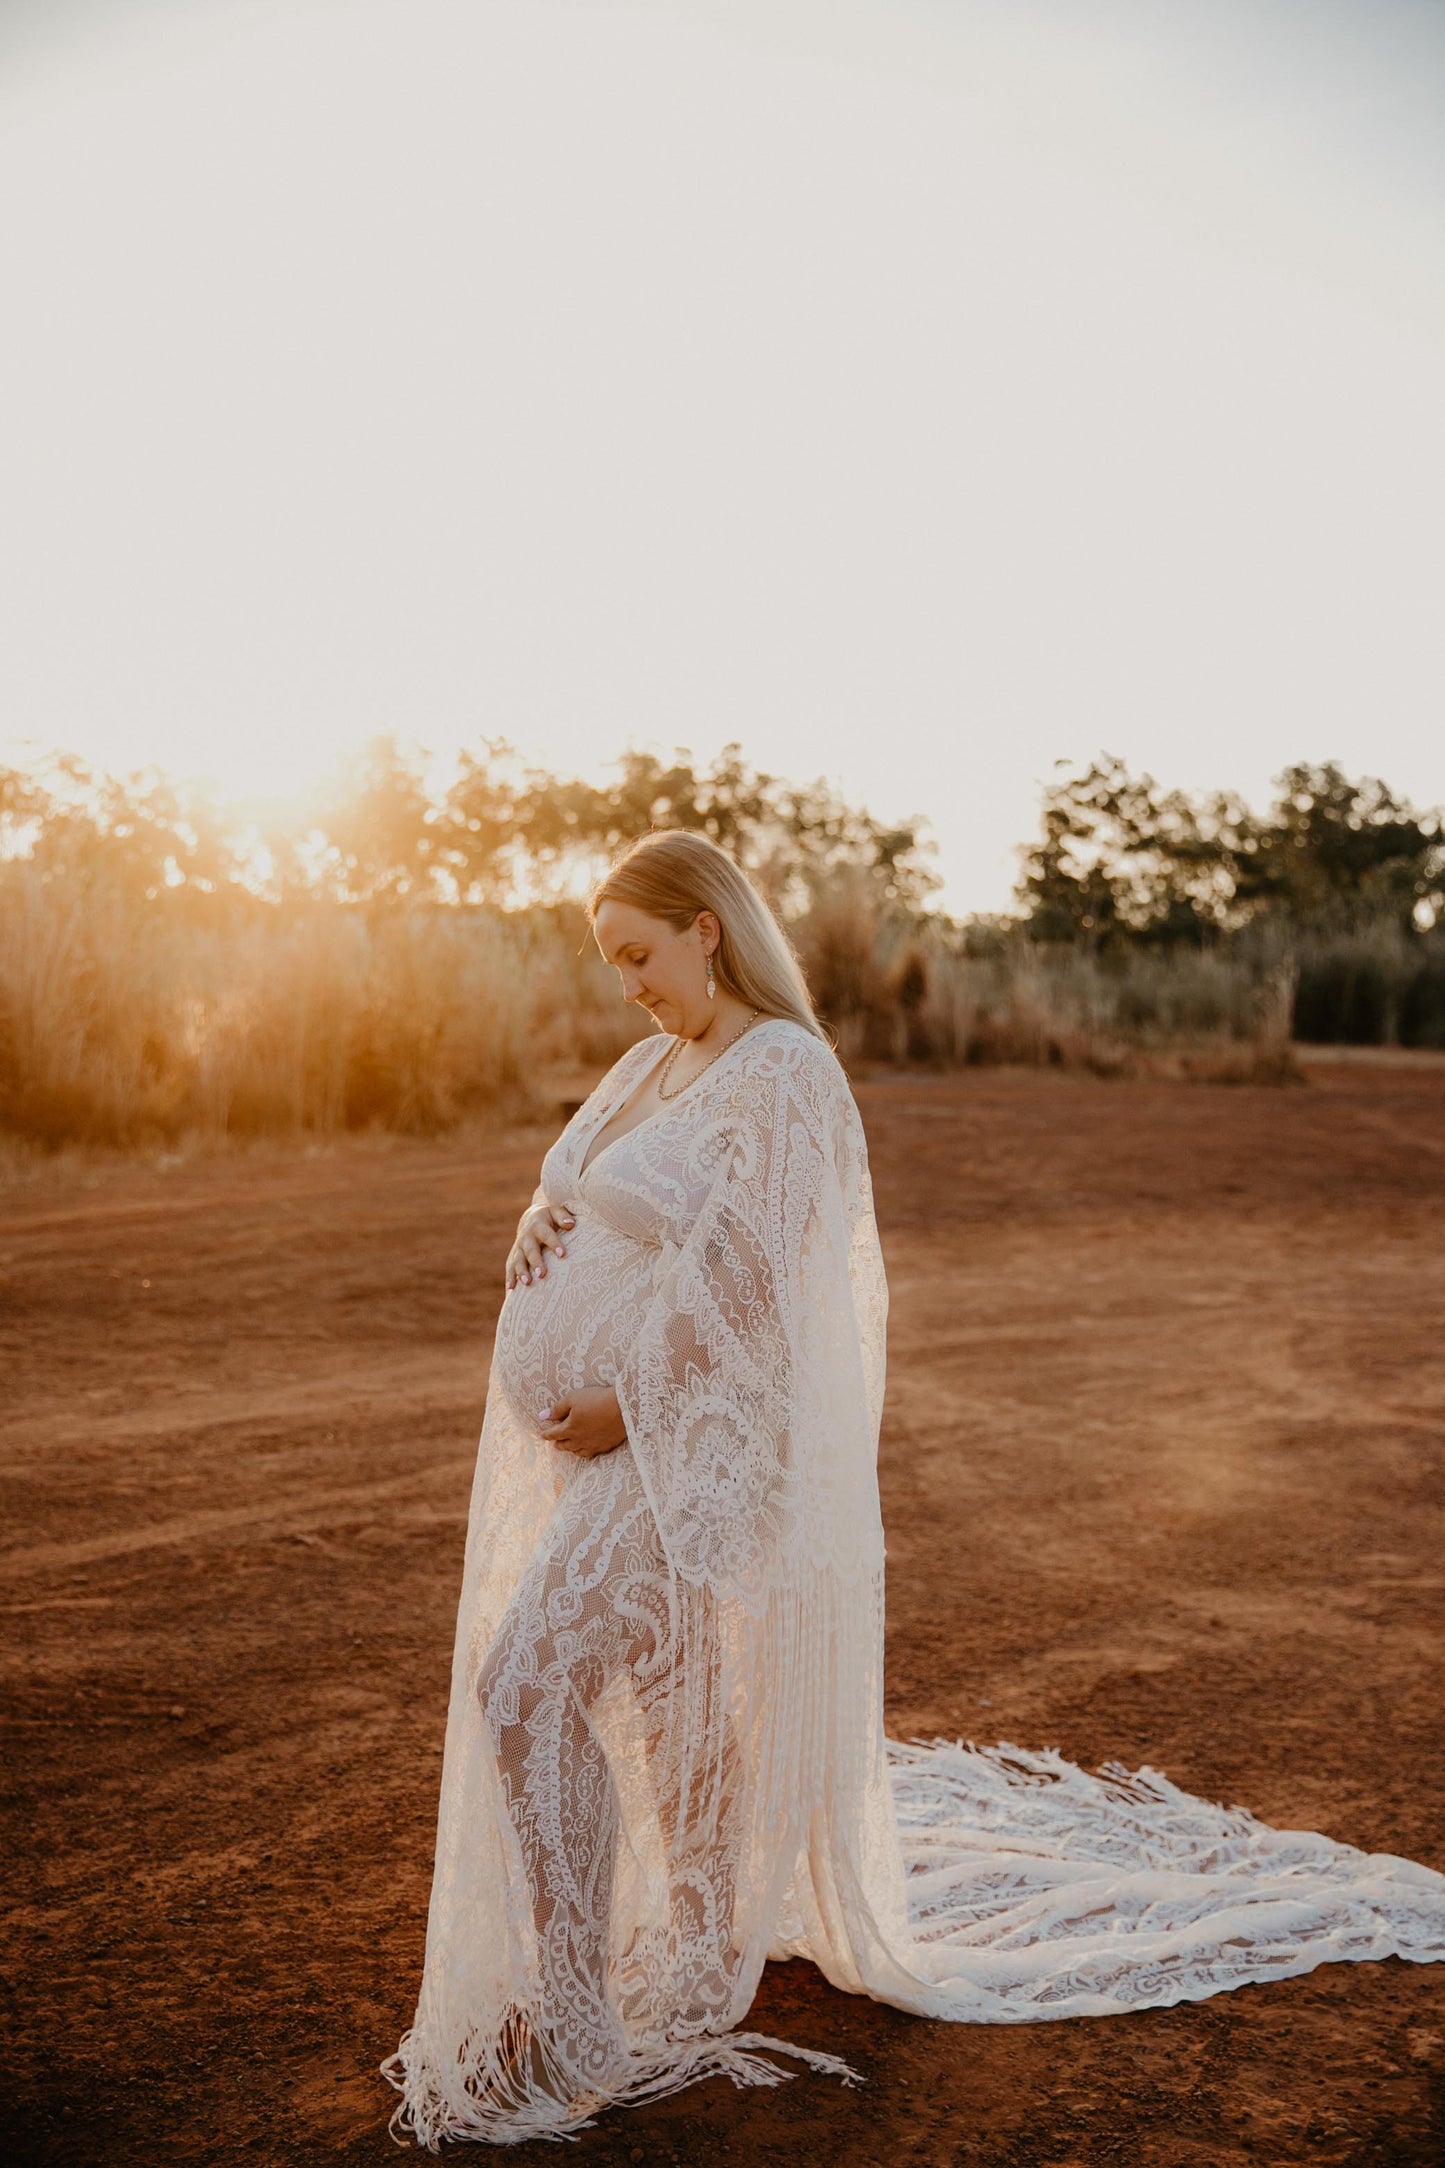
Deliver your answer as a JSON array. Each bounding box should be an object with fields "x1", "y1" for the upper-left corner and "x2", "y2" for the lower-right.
[{"x1": 384, "y1": 830, "x2": 1445, "y2": 2146}]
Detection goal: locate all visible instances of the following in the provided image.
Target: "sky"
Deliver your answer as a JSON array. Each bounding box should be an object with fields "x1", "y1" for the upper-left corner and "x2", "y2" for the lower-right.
[{"x1": 1, "y1": 0, "x2": 1443, "y2": 914}]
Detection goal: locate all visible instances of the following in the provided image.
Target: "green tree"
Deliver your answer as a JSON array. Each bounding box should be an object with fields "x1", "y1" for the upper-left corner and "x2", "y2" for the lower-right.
[
  {"x1": 1017, "y1": 755, "x2": 1237, "y2": 946},
  {"x1": 1231, "y1": 762, "x2": 1443, "y2": 928},
  {"x1": 1017, "y1": 755, "x2": 1443, "y2": 942},
  {"x1": 439, "y1": 739, "x2": 939, "y2": 915}
]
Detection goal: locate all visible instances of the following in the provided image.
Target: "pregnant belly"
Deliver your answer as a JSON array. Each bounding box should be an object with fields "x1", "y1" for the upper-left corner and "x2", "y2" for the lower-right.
[{"x1": 492, "y1": 1213, "x2": 656, "y2": 1426}]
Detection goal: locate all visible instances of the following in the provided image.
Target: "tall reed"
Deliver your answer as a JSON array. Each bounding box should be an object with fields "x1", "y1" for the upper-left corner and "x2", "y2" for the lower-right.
[
  {"x1": 793, "y1": 885, "x2": 1299, "y2": 1079},
  {"x1": 0, "y1": 866, "x2": 636, "y2": 1147},
  {"x1": 0, "y1": 862, "x2": 1322, "y2": 1151}
]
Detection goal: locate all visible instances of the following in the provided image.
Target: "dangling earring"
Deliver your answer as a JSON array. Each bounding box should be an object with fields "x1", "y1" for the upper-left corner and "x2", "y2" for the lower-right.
[{"x1": 705, "y1": 952, "x2": 716, "y2": 1000}]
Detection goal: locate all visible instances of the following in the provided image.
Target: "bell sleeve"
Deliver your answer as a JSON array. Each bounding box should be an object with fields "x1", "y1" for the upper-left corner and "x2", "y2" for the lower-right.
[{"x1": 610, "y1": 1029, "x2": 886, "y2": 1602}]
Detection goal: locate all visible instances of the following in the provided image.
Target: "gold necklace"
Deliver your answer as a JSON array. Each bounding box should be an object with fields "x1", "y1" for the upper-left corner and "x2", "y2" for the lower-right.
[{"x1": 655, "y1": 1008, "x2": 763, "y2": 1102}]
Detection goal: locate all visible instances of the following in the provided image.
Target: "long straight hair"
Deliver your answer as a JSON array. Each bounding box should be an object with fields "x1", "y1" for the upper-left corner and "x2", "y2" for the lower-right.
[{"x1": 588, "y1": 830, "x2": 828, "y2": 1042}]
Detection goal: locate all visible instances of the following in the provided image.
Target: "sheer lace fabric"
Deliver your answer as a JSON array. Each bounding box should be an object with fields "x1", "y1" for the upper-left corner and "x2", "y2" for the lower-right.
[{"x1": 384, "y1": 1021, "x2": 1445, "y2": 2145}]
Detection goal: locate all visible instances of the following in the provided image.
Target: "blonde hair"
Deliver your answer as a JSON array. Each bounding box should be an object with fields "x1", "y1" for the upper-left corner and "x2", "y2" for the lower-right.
[{"x1": 589, "y1": 830, "x2": 828, "y2": 1042}]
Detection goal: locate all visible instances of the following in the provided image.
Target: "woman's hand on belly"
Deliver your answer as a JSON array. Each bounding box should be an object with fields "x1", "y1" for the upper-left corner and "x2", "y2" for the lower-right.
[
  {"x1": 506, "y1": 1201, "x2": 576, "y2": 1289},
  {"x1": 537, "y1": 1387, "x2": 628, "y2": 1460}
]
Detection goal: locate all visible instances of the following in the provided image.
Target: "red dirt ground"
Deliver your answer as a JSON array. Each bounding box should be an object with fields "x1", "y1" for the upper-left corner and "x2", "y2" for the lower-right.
[{"x1": 3, "y1": 1057, "x2": 1444, "y2": 2168}]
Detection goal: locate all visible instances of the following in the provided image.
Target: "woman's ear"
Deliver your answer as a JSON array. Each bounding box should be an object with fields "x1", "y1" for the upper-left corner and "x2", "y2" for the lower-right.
[{"x1": 696, "y1": 907, "x2": 721, "y2": 957}]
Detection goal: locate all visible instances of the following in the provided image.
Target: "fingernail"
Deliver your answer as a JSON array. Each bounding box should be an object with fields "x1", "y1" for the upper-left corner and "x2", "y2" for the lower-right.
[
  {"x1": 556, "y1": 1246, "x2": 565, "y2": 1257},
  {"x1": 539, "y1": 1407, "x2": 552, "y2": 1421}
]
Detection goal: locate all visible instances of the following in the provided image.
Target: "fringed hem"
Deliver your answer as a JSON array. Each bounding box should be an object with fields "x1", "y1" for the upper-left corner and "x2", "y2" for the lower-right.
[
  {"x1": 381, "y1": 2020, "x2": 863, "y2": 2149},
  {"x1": 883, "y1": 1736, "x2": 1445, "y2": 2014},
  {"x1": 890, "y1": 1736, "x2": 1264, "y2": 1834}
]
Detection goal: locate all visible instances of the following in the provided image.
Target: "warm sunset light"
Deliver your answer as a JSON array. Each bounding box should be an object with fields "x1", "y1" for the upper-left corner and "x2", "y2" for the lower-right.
[
  {"x1": 2, "y1": 0, "x2": 1443, "y2": 915},
  {"x1": 8, "y1": 9, "x2": 1445, "y2": 2161}
]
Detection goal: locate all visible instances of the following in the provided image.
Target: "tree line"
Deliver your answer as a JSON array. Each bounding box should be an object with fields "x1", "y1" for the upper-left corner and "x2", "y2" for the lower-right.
[
  {"x1": 0, "y1": 739, "x2": 938, "y2": 917},
  {"x1": 5, "y1": 740, "x2": 1438, "y2": 939},
  {"x1": 1017, "y1": 756, "x2": 1442, "y2": 946},
  {"x1": 0, "y1": 741, "x2": 1438, "y2": 1153}
]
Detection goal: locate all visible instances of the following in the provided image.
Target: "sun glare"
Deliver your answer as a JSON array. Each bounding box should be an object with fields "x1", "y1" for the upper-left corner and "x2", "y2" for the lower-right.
[{"x1": 0, "y1": 0, "x2": 1442, "y2": 916}]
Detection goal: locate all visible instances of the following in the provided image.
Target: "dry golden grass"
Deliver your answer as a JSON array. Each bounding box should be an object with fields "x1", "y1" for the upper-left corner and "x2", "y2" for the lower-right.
[{"x1": 1, "y1": 862, "x2": 1301, "y2": 1152}]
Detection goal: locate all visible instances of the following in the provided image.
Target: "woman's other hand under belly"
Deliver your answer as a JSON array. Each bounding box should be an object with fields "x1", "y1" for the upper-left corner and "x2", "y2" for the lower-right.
[{"x1": 536, "y1": 1387, "x2": 628, "y2": 1460}]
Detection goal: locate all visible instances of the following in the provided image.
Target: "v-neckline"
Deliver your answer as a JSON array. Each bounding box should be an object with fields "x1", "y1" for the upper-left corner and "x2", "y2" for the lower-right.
[
  {"x1": 575, "y1": 1035, "x2": 673, "y2": 1183},
  {"x1": 575, "y1": 1019, "x2": 774, "y2": 1183}
]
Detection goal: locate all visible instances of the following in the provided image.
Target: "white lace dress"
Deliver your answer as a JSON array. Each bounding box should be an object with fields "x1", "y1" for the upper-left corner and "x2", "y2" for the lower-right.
[{"x1": 383, "y1": 1019, "x2": 1445, "y2": 2146}]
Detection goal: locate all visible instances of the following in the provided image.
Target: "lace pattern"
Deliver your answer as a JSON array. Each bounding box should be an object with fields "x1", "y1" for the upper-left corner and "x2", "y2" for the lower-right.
[{"x1": 384, "y1": 1021, "x2": 1445, "y2": 2146}]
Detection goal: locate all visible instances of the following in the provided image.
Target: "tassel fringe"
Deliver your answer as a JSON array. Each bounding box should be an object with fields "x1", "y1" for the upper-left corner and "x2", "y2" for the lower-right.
[{"x1": 381, "y1": 2019, "x2": 863, "y2": 2149}]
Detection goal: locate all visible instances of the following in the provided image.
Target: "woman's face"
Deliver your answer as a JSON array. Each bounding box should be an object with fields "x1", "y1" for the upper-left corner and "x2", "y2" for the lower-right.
[{"x1": 593, "y1": 900, "x2": 711, "y2": 1032}]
